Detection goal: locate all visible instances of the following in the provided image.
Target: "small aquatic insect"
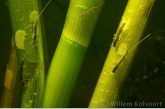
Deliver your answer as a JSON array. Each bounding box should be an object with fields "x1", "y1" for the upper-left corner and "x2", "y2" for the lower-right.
[
  {"x1": 31, "y1": 0, "x2": 51, "y2": 43},
  {"x1": 20, "y1": 42, "x2": 39, "y2": 69},
  {"x1": 20, "y1": 43, "x2": 40, "y2": 85},
  {"x1": 80, "y1": 2, "x2": 104, "y2": 17},
  {"x1": 112, "y1": 33, "x2": 151, "y2": 73},
  {"x1": 112, "y1": 50, "x2": 128, "y2": 72},
  {"x1": 113, "y1": 23, "x2": 126, "y2": 47}
]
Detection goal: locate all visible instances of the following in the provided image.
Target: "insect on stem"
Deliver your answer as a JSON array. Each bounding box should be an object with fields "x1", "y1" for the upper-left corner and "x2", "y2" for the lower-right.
[
  {"x1": 80, "y1": 2, "x2": 105, "y2": 17},
  {"x1": 112, "y1": 33, "x2": 151, "y2": 73},
  {"x1": 112, "y1": 50, "x2": 128, "y2": 73},
  {"x1": 113, "y1": 23, "x2": 126, "y2": 47},
  {"x1": 32, "y1": 0, "x2": 51, "y2": 43}
]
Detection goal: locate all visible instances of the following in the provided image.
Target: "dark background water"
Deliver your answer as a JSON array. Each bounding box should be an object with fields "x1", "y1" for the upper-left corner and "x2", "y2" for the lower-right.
[{"x1": 0, "y1": 0, "x2": 165, "y2": 107}]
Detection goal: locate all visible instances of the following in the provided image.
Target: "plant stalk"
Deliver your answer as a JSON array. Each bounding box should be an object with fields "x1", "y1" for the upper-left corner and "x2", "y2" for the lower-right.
[{"x1": 89, "y1": 0, "x2": 155, "y2": 107}]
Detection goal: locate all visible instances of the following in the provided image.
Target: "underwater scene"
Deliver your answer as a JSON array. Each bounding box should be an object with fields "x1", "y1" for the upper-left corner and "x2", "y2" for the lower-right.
[{"x1": 0, "y1": 0, "x2": 165, "y2": 108}]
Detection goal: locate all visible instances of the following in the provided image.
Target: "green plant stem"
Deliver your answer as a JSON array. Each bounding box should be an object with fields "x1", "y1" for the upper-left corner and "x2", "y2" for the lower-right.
[
  {"x1": 89, "y1": 0, "x2": 155, "y2": 108},
  {"x1": 8, "y1": 0, "x2": 45, "y2": 107},
  {"x1": 43, "y1": 0, "x2": 105, "y2": 107}
]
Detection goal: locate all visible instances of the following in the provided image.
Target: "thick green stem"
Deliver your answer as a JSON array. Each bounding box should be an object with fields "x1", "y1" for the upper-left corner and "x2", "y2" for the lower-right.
[
  {"x1": 43, "y1": 0, "x2": 105, "y2": 107},
  {"x1": 7, "y1": 0, "x2": 45, "y2": 107},
  {"x1": 89, "y1": 0, "x2": 155, "y2": 108}
]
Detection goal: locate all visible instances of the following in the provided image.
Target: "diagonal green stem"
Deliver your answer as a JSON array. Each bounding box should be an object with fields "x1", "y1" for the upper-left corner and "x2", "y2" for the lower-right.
[{"x1": 89, "y1": 0, "x2": 155, "y2": 107}]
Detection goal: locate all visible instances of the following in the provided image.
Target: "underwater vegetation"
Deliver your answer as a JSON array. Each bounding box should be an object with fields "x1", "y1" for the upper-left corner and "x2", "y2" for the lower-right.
[{"x1": 0, "y1": 0, "x2": 165, "y2": 108}]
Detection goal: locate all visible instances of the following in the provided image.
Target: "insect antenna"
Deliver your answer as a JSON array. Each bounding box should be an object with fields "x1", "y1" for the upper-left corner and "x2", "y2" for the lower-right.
[
  {"x1": 128, "y1": 33, "x2": 151, "y2": 53},
  {"x1": 35, "y1": 0, "x2": 51, "y2": 23}
]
